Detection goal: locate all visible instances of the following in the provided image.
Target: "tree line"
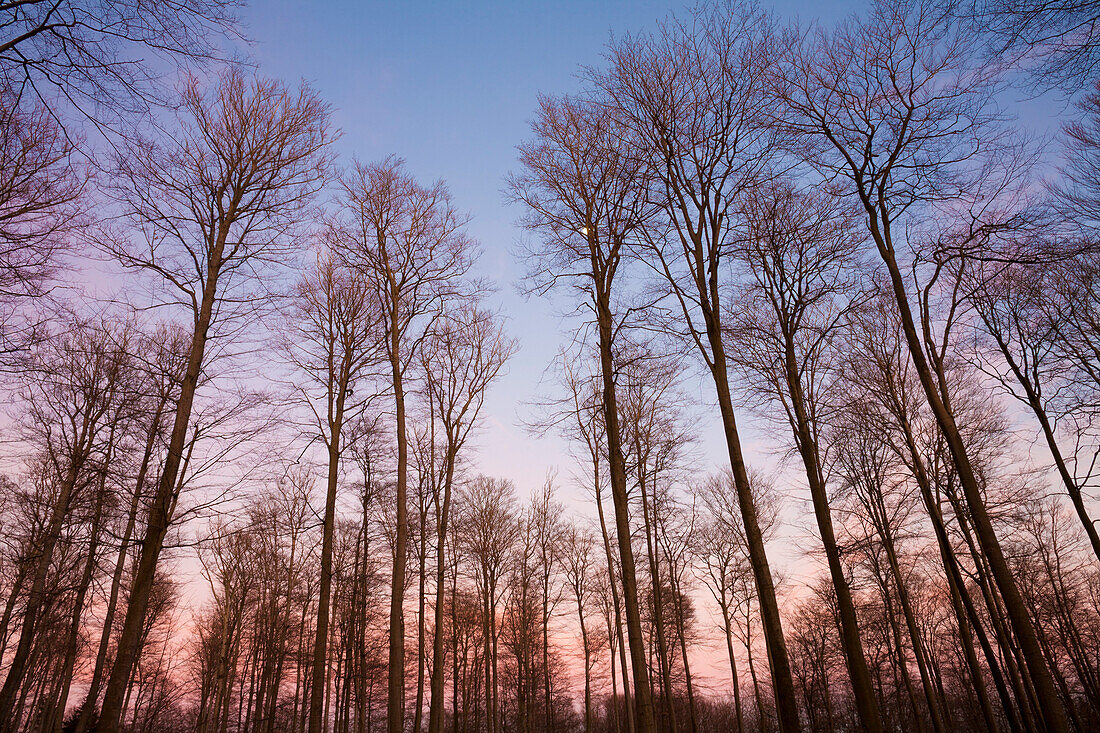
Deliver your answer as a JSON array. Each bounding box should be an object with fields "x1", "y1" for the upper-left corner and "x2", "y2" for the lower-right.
[{"x1": 0, "y1": 0, "x2": 1099, "y2": 732}]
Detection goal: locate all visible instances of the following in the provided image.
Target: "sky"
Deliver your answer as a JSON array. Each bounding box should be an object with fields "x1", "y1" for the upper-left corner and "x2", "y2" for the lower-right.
[
  {"x1": 236, "y1": 0, "x2": 869, "y2": 513},
  {"x1": 119, "y1": 0, "x2": 1080, "y2": 689}
]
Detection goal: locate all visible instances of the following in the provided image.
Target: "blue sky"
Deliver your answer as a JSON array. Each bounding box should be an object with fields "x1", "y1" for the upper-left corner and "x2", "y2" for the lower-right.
[{"x1": 235, "y1": 0, "x2": 875, "y2": 501}]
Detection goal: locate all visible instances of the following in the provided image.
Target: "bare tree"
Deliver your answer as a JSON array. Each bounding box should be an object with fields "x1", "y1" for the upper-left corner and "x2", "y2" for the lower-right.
[
  {"x1": 421, "y1": 301, "x2": 514, "y2": 733},
  {"x1": 950, "y1": 0, "x2": 1100, "y2": 90},
  {"x1": 726, "y1": 178, "x2": 887, "y2": 731},
  {"x1": 548, "y1": 348, "x2": 638, "y2": 733},
  {"x1": 693, "y1": 468, "x2": 782, "y2": 733},
  {"x1": 283, "y1": 248, "x2": 380, "y2": 733},
  {"x1": 562, "y1": 520, "x2": 600, "y2": 733},
  {"x1": 508, "y1": 93, "x2": 659, "y2": 733},
  {"x1": 592, "y1": 8, "x2": 804, "y2": 728},
  {"x1": 968, "y1": 261, "x2": 1100, "y2": 562},
  {"x1": 333, "y1": 156, "x2": 478, "y2": 733},
  {"x1": 0, "y1": 316, "x2": 133, "y2": 727},
  {"x1": 457, "y1": 475, "x2": 521, "y2": 733},
  {"x1": 777, "y1": 1, "x2": 1070, "y2": 728},
  {"x1": 70, "y1": 324, "x2": 187, "y2": 733},
  {"x1": 95, "y1": 69, "x2": 332, "y2": 730}
]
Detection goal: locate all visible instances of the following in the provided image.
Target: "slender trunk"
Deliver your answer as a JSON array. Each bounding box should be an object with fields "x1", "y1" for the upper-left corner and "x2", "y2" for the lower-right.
[
  {"x1": 668, "y1": 566, "x2": 698, "y2": 733},
  {"x1": 0, "y1": 426, "x2": 94, "y2": 725},
  {"x1": 721, "y1": 604, "x2": 744, "y2": 733},
  {"x1": 606, "y1": 608, "x2": 620, "y2": 733},
  {"x1": 452, "y1": 559, "x2": 460, "y2": 733},
  {"x1": 593, "y1": 469, "x2": 635, "y2": 733},
  {"x1": 955, "y1": 493, "x2": 1042, "y2": 728},
  {"x1": 309, "y1": 403, "x2": 346, "y2": 733},
  {"x1": 414, "y1": 501, "x2": 428, "y2": 733},
  {"x1": 878, "y1": 564, "x2": 925, "y2": 731},
  {"x1": 876, "y1": 494, "x2": 947, "y2": 733},
  {"x1": 944, "y1": 556, "x2": 1001, "y2": 732},
  {"x1": 387, "y1": 300, "x2": 409, "y2": 733},
  {"x1": 77, "y1": 392, "x2": 163, "y2": 733},
  {"x1": 541, "y1": 574, "x2": 551, "y2": 733},
  {"x1": 52, "y1": 432, "x2": 117, "y2": 731},
  {"x1": 429, "y1": 450, "x2": 457, "y2": 733},
  {"x1": 637, "y1": 472, "x2": 675, "y2": 731},
  {"x1": 707, "y1": 349, "x2": 800, "y2": 733},
  {"x1": 872, "y1": 226, "x2": 1069, "y2": 731},
  {"x1": 593, "y1": 275, "x2": 655, "y2": 733},
  {"x1": 578, "y1": 597, "x2": 593, "y2": 733},
  {"x1": 892, "y1": 383, "x2": 1013, "y2": 733},
  {"x1": 99, "y1": 245, "x2": 226, "y2": 730},
  {"x1": 743, "y1": 618, "x2": 765, "y2": 730},
  {"x1": 780, "y1": 334, "x2": 883, "y2": 732},
  {"x1": 482, "y1": 584, "x2": 493, "y2": 733}
]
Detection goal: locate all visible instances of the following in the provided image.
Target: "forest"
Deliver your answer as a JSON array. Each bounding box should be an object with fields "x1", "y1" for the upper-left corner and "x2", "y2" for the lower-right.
[{"x1": 0, "y1": 0, "x2": 1099, "y2": 731}]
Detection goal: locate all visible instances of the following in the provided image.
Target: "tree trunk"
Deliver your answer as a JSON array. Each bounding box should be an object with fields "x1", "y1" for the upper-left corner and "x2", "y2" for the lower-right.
[
  {"x1": 52, "y1": 429, "x2": 117, "y2": 732},
  {"x1": 429, "y1": 449, "x2": 457, "y2": 733},
  {"x1": 721, "y1": 604, "x2": 744, "y2": 733},
  {"x1": 0, "y1": 421, "x2": 94, "y2": 726},
  {"x1": 414, "y1": 498, "x2": 428, "y2": 733},
  {"x1": 872, "y1": 227, "x2": 1069, "y2": 731},
  {"x1": 99, "y1": 244, "x2": 225, "y2": 730},
  {"x1": 594, "y1": 280, "x2": 656, "y2": 733},
  {"x1": 309, "y1": 394, "x2": 347, "y2": 733},
  {"x1": 780, "y1": 333, "x2": 884, "y2": 732},
  {"x1": 387, "y1": 298, "x2": 409, "y2": 733},
  {"x1": 705, "y1": 339, "x2": 800, "y2": 733}
]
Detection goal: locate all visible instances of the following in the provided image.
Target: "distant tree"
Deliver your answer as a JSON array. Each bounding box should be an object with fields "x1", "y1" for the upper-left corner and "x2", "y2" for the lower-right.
[
  {"x1": 457, "y1": 476, "x2": 521, "y2": 733},
  {"x1": 332, "y1": 156, "x2": 479, "y2": 733},
  {"x1": 420, "y1": 302, "x2": 514, "y2": 733},
  {"x1": 694, "y1": 468, "x2": 781, "y2": 733},
  {"x1": 0, "y1": 317, "x2": 134, "y2": 727},
  {"x1": 562, "y1": 520, "x2": 600, "y2": 733},
  {"x1": 508, "y1": 93, "x2": 659, "y2": 733},
  {"x1": 283, "y1": 248, "x2": 380, "y2": 733}
]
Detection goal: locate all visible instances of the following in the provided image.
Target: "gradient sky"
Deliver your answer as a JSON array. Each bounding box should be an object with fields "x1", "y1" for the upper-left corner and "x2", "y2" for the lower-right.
[
  {"x1": 169, "y1": 0, "x2": 1071, "y2": 687},
  {"x1": 236, "y1": 1, "x2": 870, "y2": 506}
]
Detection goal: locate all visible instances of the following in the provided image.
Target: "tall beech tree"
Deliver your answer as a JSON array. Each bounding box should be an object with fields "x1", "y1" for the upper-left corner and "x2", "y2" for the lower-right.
[
  {"x1": 777, "y1": 1, "x2": 1070, "y2": 728},
  {"x1": 509, "y1": 93, "x2": 659, "y2": 733},
  {"x1": 594, "y1": 9, "x2": 804, "y2": 728},
  {"x1": 283, "y1": 249, "x2": 380, "y2": 733},
  {"x1": 421, "y1": 302, "x2": 514, "y2": 733},
  {"x1": 96, "y1": 69, "x2": 333, "y2": 730},
  {"x1": 333, "y1": 156, "x2": 479, "y2": 733},
  {"x1": 728, "y1": 179, "x2": 887, "y2": 731}
]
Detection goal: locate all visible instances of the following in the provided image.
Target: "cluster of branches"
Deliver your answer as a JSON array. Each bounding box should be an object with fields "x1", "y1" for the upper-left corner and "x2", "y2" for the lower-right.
[
  {"x1": 505, "y1": 1, "x2": 1100, "y2": 732},
  {"x1": 2, "y1": 0, "x2": 1100, "y2": 732}
]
